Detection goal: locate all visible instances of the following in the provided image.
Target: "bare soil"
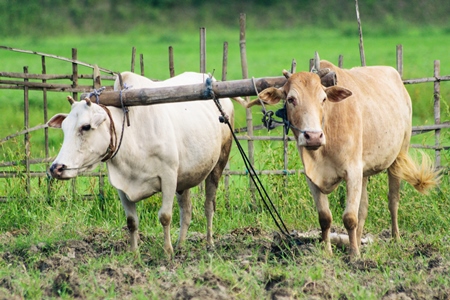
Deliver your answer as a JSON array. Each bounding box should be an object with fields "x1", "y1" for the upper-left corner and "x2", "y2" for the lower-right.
[{"x1": 0, "y1": 227, "x2": 448, "y2": 299}]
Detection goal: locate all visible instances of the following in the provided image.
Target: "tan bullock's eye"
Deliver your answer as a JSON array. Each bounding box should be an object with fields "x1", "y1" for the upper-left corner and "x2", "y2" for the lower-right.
[
  {"x1": 81, "y1": 124, "x2": 91, "y2": 131},
  {"x1": 322, "y1": 97, "x2": 326, "y2": 103},
  {"x1": 287, "y1": 96, "x2": 295, "y2": 104}
]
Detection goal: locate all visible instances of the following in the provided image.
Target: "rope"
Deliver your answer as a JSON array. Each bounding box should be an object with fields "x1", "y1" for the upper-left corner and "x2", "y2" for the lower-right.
[
  {"x1": 109, "y1": 87, "x2": 129, "y2": 160},
  {"x1": 208, "y1": 79, "x2": 291, "y2": 238},
  {"x1": 89, "y1": 87, "x2": 106, "y2": 104}
]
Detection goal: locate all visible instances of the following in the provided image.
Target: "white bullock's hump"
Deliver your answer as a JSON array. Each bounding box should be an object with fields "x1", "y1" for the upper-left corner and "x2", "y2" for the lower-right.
[{"x1": 156, "y1": 72, "x2": 212, "y2": 87}]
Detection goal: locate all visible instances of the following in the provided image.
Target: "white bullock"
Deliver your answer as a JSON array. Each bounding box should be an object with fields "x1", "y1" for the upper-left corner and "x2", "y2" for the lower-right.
[
  {"x1": 48, "y1": 72, "x2": 234, "y2": 257},
  {"x1": 248, "y1": 59, "x2": 439, "y2": 258}
]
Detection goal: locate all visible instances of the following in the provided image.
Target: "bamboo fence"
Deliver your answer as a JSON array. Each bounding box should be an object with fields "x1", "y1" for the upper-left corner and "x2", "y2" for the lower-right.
[{"x1": 1, "y1": 24, "x2": 449, "y2": 202}]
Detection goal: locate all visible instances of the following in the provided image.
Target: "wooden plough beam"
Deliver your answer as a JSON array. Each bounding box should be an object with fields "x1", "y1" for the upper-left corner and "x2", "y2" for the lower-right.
[{"x1": 80, "y1": 76, "x2": 287, "y2": 107}]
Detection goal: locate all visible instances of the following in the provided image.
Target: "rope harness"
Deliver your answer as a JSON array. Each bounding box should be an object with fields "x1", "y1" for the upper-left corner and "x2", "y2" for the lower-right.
[
  {"x1": 88, "y1": 78, "x2": 130, "y2": 162},
  {"x1": 206, "y1": 76, "x2": 292, "y2": 238}
]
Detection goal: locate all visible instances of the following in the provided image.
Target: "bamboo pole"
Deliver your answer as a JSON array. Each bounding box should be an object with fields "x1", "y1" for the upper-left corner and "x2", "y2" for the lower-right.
[{"x1": 0, "y1": 45, "x2": 116, "y2": 74}]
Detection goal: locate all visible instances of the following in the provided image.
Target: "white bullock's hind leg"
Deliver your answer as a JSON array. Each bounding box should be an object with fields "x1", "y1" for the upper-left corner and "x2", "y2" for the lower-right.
[
  {"x1": 118, "y1": 190, "x2": 139, "y2": 252},
  {"x1": 204, "y1": 172, "x2": 220, "y2": 246},
  {"x1": 306, "y1": 177, "x2": 333, "y2": 255},
  {"x1": 356, "y1": 177, "x2": 369, "y2": 246},
  {"x1": 387, "y1": 168, "x2": 401, "y2": 240},
  {"x1": 176, "y1": 189, "x2": 192, "y2": 247}
]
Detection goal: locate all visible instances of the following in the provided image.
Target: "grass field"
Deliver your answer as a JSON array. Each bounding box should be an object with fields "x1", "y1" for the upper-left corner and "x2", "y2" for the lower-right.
[{"x1": 1, "y1": 26, "x2": 450, "y2": 299}]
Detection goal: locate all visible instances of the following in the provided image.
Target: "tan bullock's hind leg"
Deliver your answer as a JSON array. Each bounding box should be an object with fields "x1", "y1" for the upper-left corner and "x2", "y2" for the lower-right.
[
  {"x1": 176, "y1": 189, "x2": 192, "y2": 247},
  {"x1": 118, "y1": 190, "x2": 139, "y2": 252},
  {"x1": 387, "y1": 168, "x2": 401, "y2": 240},
  {"x1": 306, "y1": 177, "x2": 333, "y2": 255},
  {"x1": 356, "y1": 177, "x2": 369, "y2": 246}
]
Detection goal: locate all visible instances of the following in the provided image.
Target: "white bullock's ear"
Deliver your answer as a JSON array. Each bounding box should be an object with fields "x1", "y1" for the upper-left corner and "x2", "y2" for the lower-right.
[
  {"x1": 90, "y1": 112, "x2": 107, "y2": 129},
  {"x1": 47, "y1": 114, "x2": 68, "y2": 129},
  {"x1": 325, "y1": 86, "x2": 352, "y2": 103}
]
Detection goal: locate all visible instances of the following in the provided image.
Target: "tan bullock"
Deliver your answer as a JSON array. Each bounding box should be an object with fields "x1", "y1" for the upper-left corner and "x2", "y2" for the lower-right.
[
  {"x1": 248, "y1": 59, "x2": 439, "y2": 258},
  {"x1": 48, "y1": 72, "x2": 234, "y2": 257}
]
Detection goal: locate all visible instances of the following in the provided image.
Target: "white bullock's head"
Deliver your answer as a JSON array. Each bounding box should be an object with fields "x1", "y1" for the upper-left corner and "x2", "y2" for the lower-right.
[
  {"x1": 47, "y1": 97, "x2": 113, "y2": 179},
  {"x1": 248, "y1": 70, "x2": 352, "y2": 150}
]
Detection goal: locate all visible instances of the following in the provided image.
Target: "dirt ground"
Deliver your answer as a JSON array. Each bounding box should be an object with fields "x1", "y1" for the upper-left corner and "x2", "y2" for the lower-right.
[{"x1": 0, "y1": 227, "x2": 448, "y2": 299}]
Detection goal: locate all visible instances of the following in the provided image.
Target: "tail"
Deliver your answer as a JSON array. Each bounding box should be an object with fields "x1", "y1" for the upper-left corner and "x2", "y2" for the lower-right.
[{"x1": 389, "y1": 151, "x2": 441, "y2": 194}]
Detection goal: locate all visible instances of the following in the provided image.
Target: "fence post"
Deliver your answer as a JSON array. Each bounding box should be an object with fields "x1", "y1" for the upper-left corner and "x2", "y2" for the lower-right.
[
  {"x1": 169, "y1": 46, "x2": 175, "y2": 77},
  {"x1": 434, "y1": 60, "x2": 441, "y2": 168},
  {"x1": 23, "y1": 66, "x2": 30, "y2": 195},
  {"x1": 71, "y1": 48, "x2": 78, "y2": 198},
  {"x1": 200, "y1": 27, "x2": 206, "y2": 73},
  {"x1": 396, "y1": 45, "x2": 403, "y2": 78},
  {"x1": 140, "y1": 54, "x2": 144, "y2": 76},
  {"x1": 222, "y1": 41, "x2": 231, "y2": 208},
  {"x1": 338, "y1": 55, "x2": 344, "y2": 68},
  {"x1": 131, "y1": 47, "x2": 136, "y2": 73},
  {"x1": 41, "y1": 56, "x2": 51, "y2": 199},
  {"x1": 93, "y1": 65, "x2": 101, "y2": 89},
  {"x1": 240, "y1": 13, "x2": 256, "y2": 203}
]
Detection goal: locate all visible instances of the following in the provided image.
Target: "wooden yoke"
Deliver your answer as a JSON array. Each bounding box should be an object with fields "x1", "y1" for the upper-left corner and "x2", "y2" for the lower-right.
[{"x1": 80, "y1": 76, "x2": 287, "y2": 107}]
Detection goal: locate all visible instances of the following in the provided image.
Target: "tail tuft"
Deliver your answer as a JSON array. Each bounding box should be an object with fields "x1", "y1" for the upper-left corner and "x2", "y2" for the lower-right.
[{"x1": 389, "y1": 151, "x2": 441, "y2": 194}]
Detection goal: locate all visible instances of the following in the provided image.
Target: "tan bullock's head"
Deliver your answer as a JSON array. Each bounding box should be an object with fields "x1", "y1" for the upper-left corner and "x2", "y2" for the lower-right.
[
  {"x1": 248, "y1": 70, "x2": 352, "y2": 150},
  {"x1": 47, "y1": 97, "x2": 112, "y2": 179}
]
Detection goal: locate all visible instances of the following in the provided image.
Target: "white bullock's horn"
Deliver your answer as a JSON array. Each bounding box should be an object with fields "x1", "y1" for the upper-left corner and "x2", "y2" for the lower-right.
[
  {"x1": 84, "y1": 97, "x2": 92, "y2": 106},
  {"x1": 67, "y1": 96, "x2": 76, "y2": 105},
  {"x1": 282, "y1": 69, "x2": 292, "y2": 79}
]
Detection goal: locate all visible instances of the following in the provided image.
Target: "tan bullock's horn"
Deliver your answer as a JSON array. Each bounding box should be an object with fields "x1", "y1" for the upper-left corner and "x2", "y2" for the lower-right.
[
  {"x1": 84, "y1": 97, "x2": 92, "y2": 106},
  {"x1": 282, "y1": 69, "x2": 292, "y2": 79},
  {"x1": 67, "y1": 96, "x2": 76, "y2": 105},
  {"x1": 314, "y1": 51, "x2": 321, "y2": 72}
]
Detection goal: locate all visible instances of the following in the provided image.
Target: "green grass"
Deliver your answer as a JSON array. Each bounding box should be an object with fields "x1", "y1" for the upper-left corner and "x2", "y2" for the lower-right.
[{"x1": 1, "y1": 26, "x2": 450, "y2": 299}]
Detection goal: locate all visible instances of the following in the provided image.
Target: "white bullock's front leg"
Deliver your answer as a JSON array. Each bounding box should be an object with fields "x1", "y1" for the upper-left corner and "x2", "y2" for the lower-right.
[
  {"x1": 343, "y1": 168, "x2": 363, "y2": 258},
  {"x1": 306, "y1": 177, "x2": 333, "y2": 255},
  {"x1": 176, "y1": 189, "x2": 192, "y2": 247},
  {"x1": 159, "y1": 176, "x2": 177, "y2": 258},
  {"x1": 118, "y1": 190, "x2": 139, "y2": 252}
]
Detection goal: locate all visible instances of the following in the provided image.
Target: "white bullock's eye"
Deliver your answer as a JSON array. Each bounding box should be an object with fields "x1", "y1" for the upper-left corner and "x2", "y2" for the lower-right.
[{"x1": 81, "y1": 124, "x2": 91, "y2": 131}]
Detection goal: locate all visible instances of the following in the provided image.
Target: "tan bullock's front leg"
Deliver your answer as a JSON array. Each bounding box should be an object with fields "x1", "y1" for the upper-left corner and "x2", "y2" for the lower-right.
[
  {"x1": 176, "y1": 189, "x2": 192, "y2": 247},
  {"x1": 343, "y1": 169, "x2": 363, "y2": 258},
  {"x1": 356, "y1": 177, "x2": 369, "y2": 246},
  {"x1": 306, "y1": 177, "x2": 333, "y2": 255}
]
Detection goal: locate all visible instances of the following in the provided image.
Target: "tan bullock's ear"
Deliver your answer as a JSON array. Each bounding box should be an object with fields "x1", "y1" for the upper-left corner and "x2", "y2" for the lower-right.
[
  {"x1": 246, "y1": 87, "x2": 285, "y2": 108},
  {"x1": 325, "y1": 86, "x2": 352, "y2": 103},
  {"x1": 47, "y1": 114, "x2": 68, "y2": 129}
]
